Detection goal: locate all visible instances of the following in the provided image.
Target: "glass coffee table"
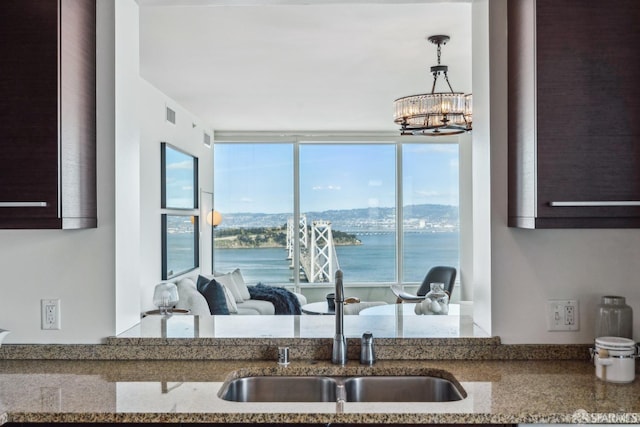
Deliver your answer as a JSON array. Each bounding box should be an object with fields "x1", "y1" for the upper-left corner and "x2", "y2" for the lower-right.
[{"x1": 301, "y1": 301, "x2": 335, "y2": 315}]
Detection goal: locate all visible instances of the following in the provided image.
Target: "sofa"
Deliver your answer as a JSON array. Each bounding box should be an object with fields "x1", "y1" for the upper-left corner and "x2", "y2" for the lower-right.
[{"x1": 173, "y1": 268, "x2": 307, "y2": 316}]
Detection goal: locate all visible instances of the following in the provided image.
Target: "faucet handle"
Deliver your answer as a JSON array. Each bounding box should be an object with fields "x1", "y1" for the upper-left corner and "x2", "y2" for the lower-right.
[{"x1": 360, "y1": 331, "x2": 376, "y2": 365}]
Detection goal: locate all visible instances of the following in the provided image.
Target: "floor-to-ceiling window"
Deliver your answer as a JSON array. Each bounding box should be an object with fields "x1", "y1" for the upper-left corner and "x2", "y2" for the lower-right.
[
  {"x1": 401, "y1": 143, "x2": 459, "y2": 282},
  {"x1": 212, "y1": 143, "x2": 293, "y2": 284},
  {"x1": 213, "y1": 137, "x2": 459, "y2": 288}
]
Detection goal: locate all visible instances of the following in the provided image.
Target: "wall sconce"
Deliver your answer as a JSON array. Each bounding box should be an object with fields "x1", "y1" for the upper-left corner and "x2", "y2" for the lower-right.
[{"x1": 206, "y1": 210, "x2": 222, "y2": 228}]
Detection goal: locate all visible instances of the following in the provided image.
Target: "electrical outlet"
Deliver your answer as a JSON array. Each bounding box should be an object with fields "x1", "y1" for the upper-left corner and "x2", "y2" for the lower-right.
[
  {"x1": 41, "y1": 299, "x2": 61, "y2": 330},
  {"x1": 546, "y1": 299, "x2": 579, "y2": 331}
]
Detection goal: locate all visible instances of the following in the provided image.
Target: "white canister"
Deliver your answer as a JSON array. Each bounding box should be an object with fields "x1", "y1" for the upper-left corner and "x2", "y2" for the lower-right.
[{"x1": 593, "y1": 336, "x2": 637, "y2": 383}]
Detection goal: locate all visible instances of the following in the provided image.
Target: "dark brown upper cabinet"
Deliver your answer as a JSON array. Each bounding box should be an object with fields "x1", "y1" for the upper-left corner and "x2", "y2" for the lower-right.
[
  {"x1": 0, "y1": 0, "x2": 96, "y2": 229},
  {"x1": 508, "y1": 0, "x2": 640, "y2": 228}
]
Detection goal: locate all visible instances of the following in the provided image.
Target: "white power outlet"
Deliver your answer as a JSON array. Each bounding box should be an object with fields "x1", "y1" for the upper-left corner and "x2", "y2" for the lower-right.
[
  {"x1": 41, "y1": 299, "x2": 61, "y2": 330},
  {"x1": 546, "y1": 299, "x2": 579, "y2": 331}
]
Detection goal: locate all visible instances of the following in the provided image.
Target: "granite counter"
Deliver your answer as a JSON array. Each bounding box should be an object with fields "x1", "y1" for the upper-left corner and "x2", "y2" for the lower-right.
[{"x1": 1, "y1": 358, "x2": 639, "y2": 425}]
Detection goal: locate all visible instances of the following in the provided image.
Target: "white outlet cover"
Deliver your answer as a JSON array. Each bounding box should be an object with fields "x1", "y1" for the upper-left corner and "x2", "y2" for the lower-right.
[
  {"x1": 546, "y1": 299, "x2": 579, "y2": 331},
  {"x1": 41, "y1": 299, "x2": 61, "y2": 330}
]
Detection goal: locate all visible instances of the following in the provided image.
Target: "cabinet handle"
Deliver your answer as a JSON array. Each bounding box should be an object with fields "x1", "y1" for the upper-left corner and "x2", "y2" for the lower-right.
[
  {"x1": 0, "y1": 202, "x2": 48, "y2": 208},
  {"x1": 549, "y1": 201, "x2": 640, "y2": 207}
]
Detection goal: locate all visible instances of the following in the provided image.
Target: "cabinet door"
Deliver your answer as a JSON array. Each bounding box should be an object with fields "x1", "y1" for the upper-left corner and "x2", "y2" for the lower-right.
[
  {"x1": 509, "y1": 0, "x2": 640, "y2": 228},
  {"x1": 0, "y1": 0, "x2": 61, "y2": 227},
  {"x1": 0, "y1": 0, "x2": 96, "y2": 229},
  {"x1": 535, "y1": 0, "x2": 640, "y2": 225}
]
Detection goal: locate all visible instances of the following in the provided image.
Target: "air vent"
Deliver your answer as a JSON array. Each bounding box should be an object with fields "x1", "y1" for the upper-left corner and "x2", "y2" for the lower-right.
[
  {"x1": 203, "y1": 132, "x2": 212, "y2": 147},
  {"x1": 165, "y1": 106, "x2": 176, "y2": 124}
]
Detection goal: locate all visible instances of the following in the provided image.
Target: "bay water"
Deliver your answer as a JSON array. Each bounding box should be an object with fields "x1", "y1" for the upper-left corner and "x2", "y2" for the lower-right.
[{"x1": 213, "y1": 231, "x2": 459, "y2": 284}]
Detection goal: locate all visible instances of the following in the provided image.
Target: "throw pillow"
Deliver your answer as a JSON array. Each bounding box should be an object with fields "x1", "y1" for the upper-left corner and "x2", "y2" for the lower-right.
[
  {"x1": 196, "y1": 275, "x2": 230, "y2": 315},
  {"x1": 220, "y1": 283, "x2": 238, "y2": 314},
  {"x1": 214, "y1": 271, "x2": 244, "y2": 303},
  {"x1": 231, "y1": 268, "x2": 251, "y2": 300}
]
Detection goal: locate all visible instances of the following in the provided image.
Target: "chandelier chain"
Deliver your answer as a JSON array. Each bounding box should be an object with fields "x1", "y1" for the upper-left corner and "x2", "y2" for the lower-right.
[{"x1": 443, "y1": 72, "x2": 455, "y2": 94}]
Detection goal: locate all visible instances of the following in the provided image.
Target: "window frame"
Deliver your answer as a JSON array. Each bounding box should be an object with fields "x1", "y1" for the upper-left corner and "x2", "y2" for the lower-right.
[
  {"x1": 212, "y1": 132, "x2": 469, "y2": 292},
  {"x1": 161, "y1": 142, "x2": 199, "y2": 210},
  {"x1": 161, "y1": 213, "x2": 200, "y2": 280},
  {"x1": 160, "y1": 142, "x2": 200, "y2": 280}
]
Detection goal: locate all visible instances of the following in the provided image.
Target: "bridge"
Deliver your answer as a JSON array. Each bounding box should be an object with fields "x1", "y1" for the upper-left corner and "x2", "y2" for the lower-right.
[{"x1": 286, "y1": 215, "x2": 340, "y2": 283}]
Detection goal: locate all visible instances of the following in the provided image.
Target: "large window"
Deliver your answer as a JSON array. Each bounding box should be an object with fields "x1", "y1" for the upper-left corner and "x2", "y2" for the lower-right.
[
  {"x1": 213, "y1": 138, "x2": 459, "y2": 286},
  {"x1": 213, "y1": 144, "x2": 293, "y2": 284},
  {"x1": 160, "y1": 143, "x2": 199, "y2": 280},
  {"x1": 402, "y1": 144, "x2": 459, "y2": 282},
  {"x1": 300, "y1": 144, "x2": 397, "y2": 283}
]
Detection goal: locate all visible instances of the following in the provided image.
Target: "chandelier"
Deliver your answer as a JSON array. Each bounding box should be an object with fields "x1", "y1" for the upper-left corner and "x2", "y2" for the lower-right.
[{"x1": 394, "y1": 35, "x2": 472, "y2": 136}]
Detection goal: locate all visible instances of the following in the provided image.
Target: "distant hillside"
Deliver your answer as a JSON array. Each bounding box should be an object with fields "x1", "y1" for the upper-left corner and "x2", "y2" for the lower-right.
[{"x1": 216, "y1": 204, "x2": 458, "y2": 232}]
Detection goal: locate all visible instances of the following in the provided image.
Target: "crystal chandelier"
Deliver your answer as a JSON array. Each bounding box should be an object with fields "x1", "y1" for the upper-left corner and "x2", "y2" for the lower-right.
[{"x1": 394, "y1": 35, "x2": 472, "y2": 136}]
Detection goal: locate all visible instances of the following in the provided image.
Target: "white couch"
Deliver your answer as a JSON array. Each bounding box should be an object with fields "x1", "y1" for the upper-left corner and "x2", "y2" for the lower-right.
[{"x1": 173, "y1": 269, "x2": 307, "y2": 316}]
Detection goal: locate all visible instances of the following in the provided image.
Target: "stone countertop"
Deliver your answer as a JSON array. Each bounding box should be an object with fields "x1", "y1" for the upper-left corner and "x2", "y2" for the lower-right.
[{"x1": 1, "y1": 358, "x2": 640, "y2": 425}]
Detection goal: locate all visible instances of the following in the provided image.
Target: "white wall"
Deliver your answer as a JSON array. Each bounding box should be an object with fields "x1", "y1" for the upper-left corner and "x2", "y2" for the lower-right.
[
  {"x1": 485, "y1": 0, "x2": 640, "y2": 344},
  {"x1": 0, "y1": 0, "x2": 117, "y2": 344},
  {"x1": 114, "y1": 0, "x2": 142, "y2": 336},
  {"x1": 470, "y1": 0, "x2": 493, "y2": 336},
  {"x1": 112, "y1": 0, "x2": 214, "y2": 334},
  {"x1": 138, "y1": 79, "x2": 214, "y2": 314}
]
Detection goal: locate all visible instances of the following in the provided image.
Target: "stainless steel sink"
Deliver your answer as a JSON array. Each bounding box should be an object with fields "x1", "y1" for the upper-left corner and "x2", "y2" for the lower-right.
[
  {"x1": 343, "y1": 375, "x2": 464, "y2": 402},
  {"x1": 218, "y1": 375, "x2": 337, "y2": 402},
  {"x1": 218, "y1": 375, "x2": 464, "y2": 403}
]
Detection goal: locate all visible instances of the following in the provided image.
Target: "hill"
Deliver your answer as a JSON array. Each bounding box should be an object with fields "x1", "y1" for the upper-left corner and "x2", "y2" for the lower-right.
[{"x1": 216, "y1": 204, "x2": 458, "y2": 232}]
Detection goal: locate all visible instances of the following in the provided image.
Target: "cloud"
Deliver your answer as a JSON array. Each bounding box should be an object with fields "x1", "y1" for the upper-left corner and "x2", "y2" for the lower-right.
[
  {"x1": 167, "y1": 160, "x2": 195, "y2": 170},
  {"x1": 312, "y1": 185, "x2": 341, "y2": 191},
  {"x1": 368, "y1": 180, "x2": 382, "y2": 187}
]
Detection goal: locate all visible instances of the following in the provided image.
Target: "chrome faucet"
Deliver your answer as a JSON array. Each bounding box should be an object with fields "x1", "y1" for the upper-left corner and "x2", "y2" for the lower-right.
[{"x1": 332, "y1": 269, "x2": 347, "y2": 365}]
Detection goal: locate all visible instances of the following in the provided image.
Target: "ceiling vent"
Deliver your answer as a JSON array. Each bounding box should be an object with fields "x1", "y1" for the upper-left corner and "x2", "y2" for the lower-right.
[
  {"x1": 165, "y1": 106, "x2": 176, "y2": 124},
  {"x1": 203, "y1": 132, "x2": 212, "y2": 148}
]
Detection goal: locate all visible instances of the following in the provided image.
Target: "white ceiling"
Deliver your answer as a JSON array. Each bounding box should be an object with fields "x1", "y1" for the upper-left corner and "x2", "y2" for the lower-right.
[{"x1": 138, "y1": 1, "x2": 472, "y2": 132}]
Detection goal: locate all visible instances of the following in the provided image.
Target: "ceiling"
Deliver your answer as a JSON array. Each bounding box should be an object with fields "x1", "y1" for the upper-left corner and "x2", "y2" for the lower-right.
[{"x1": 138, "y1": 1, "x2": 472, "y2": 132}]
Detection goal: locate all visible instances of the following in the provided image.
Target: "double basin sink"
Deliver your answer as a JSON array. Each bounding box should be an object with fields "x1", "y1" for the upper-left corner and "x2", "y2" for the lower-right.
[{"x1": 218, "y1": 375, "x2": 465, "y2": 403}]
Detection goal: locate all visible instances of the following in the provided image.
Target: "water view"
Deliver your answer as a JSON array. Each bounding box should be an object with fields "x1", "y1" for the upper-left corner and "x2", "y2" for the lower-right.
[
  {"x1": 214, "y1": 231, "x2": 459, "y2": 284},
  {"x1": 208, "y1": 142, "x2": 461, "y2": 285}
]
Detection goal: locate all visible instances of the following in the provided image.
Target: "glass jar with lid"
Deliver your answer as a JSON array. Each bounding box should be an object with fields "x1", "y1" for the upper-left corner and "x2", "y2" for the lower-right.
[{"x1": 595, "y1": 295, "x2": 633, "y2": 339}]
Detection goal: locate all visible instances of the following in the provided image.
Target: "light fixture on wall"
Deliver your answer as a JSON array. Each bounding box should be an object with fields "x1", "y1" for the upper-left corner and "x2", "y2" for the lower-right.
[
  {"x1": 393, "y1": 35, "x2": 472, "y2": 136},
  {"x1": 206, "y1": 210, "x2": 222, "y2": 228}
]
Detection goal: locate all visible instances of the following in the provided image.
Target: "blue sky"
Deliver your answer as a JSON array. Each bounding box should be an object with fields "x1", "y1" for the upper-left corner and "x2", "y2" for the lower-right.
[
  {"x1": 164, "y1": 144, "x2": 196, "y2": 209},
  {"x1": 214, "y1": 143, "x2": 458, "y2": 214}
]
